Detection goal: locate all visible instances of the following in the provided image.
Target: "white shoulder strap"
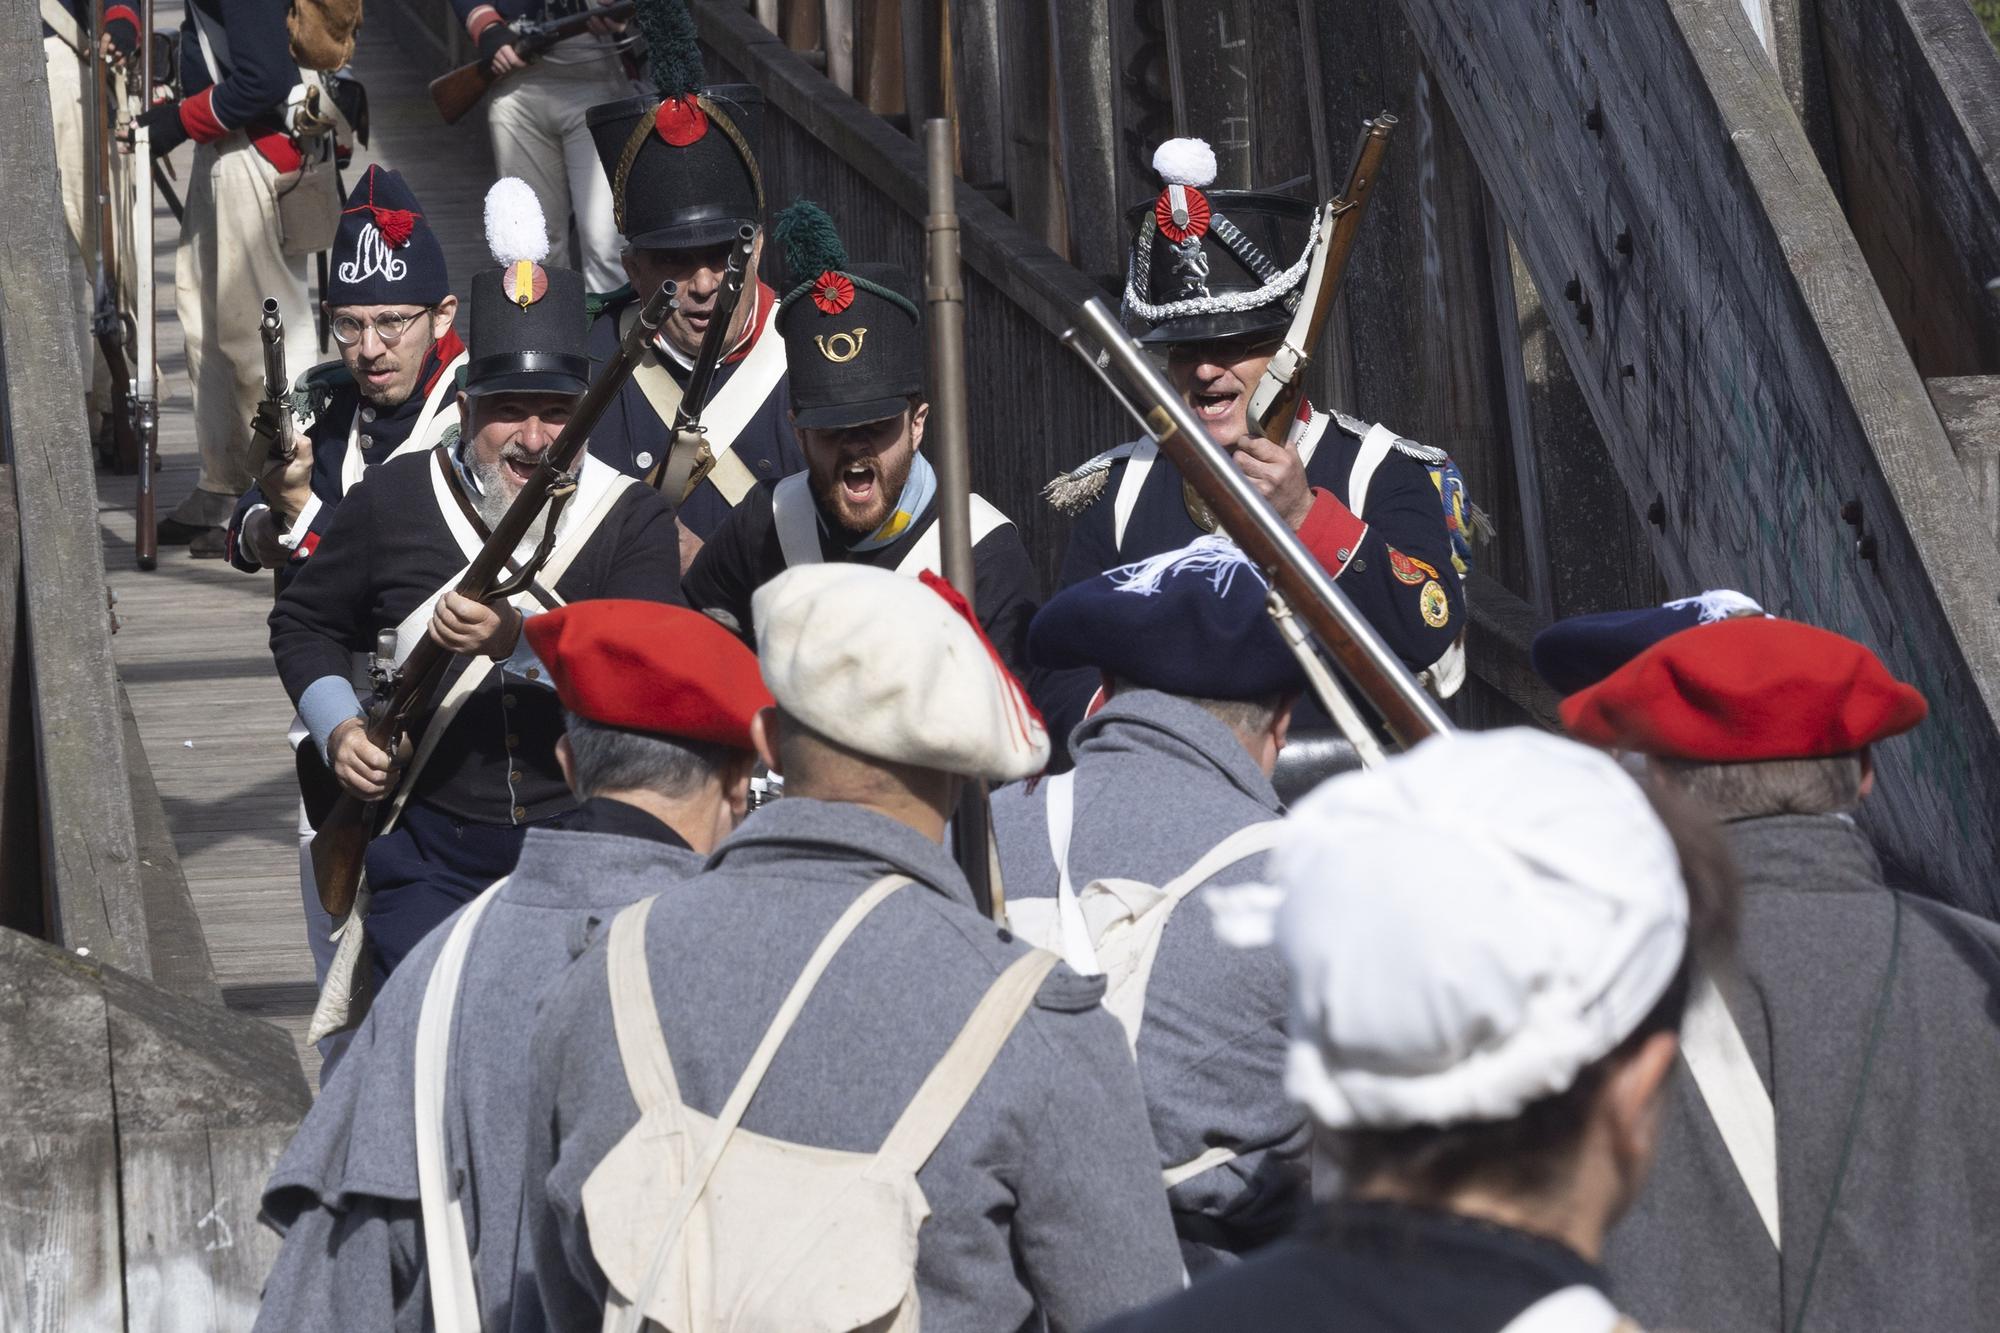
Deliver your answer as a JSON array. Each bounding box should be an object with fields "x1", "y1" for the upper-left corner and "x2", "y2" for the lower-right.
[
  {"x1": 771, "y1": 472, "x2": 820, "y2": 569},
  {"x1": 1112, "y1": 438, "x2": 1160, "y2": 554},
  {"x1": 414, "y1": 885, "x2": 506, "y2": 1333},
  {"x1": 41, "y1": 0, "x2": 84, "y2": 53},
  {"x1": 1681, "y1": 972, "x2": 1781, "y2": 1248},
  {"x1": 1497, "y1": 1285, "x2": 1630, "y2": 1333},
  {"x1": 1160, "y1": 821, "x2": 1285, "y2": 901},
  {"x1": 892, "y1": 494, "x2": 1013, "y2": 578},
  {"x1": 697, "y1": 325, "x2": 788, "y2": 508},
  {"x1": 1346, "y1": 423, "x2": 1400, "y2": 521},
  {"x1": 1041, "y1": 772, "x2": 1101, "y2": 975}
]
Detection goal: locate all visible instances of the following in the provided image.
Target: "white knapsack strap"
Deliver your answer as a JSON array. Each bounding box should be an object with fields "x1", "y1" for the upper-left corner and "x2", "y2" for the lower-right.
[
  {"x1": 1346, "y1": 423, "x2": 1398, "y2": 520},
  {"x1": 414, "y1": 885, "x2": 505, "y2": 1333},
  {"x1": 1160, "y1": 821, "x2": 1286, "y2": 902},
  {"x1": 771, "y1": 472, "x2": 820, "y2": 569},
  {"x1": 617, "y1": 875, "x2": 914, "y2": 1331},
  {"x1": 871, "y1": 948, "x2": 1060, "y2": 1178},
  {"x1": 605, "y1": 895, "x2": 682, "y2": 1115},
  {"x1": 1680, "y1": 972, "x2": 1780, "y2": 1249},
  {"x1": 1042, "y1": 772, "x2": 1101, "y2": 975}
]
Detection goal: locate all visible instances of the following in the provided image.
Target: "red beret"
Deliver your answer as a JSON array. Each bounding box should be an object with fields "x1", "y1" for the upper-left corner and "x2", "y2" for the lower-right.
[
  {"x1": 523, "y1": 600, "x2": 771, "y2": 751},
  {"x1": 1560, "y1": 617, "x2": 1926, "y2": 761}
]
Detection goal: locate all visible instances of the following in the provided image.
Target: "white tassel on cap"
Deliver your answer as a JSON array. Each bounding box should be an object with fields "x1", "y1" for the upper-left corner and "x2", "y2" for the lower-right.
[
  {"x1": 1152, "y1": 137, "x2": 1218, "y2": 189},
  {"x1": 484, "y1": 177, "x2": 551, "y2": 267},
  {"x1": 1108, "y1": 533, "x2": 1264, "y2": 599},
  {"x1": 1664, "y1": 589, "x2": 1766, "y2": 624}
]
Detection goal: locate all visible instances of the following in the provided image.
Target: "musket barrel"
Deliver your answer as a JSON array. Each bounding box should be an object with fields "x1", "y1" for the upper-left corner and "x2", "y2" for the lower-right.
[{"x1": 1067, "y1": 298, "x2": 1452, "y2": 747}]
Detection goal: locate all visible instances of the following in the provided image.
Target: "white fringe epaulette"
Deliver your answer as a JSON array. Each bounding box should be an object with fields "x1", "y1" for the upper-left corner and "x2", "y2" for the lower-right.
[
  {"x1": 1107, "y1": 533, "x2": 1265, "y2": 598},
  {"x1": 1330, "y1": 409, "x2": 1449, "y2": 465},
  {"x1": 1042, "y1": 442, "x2": 1138, "y2": 515}
]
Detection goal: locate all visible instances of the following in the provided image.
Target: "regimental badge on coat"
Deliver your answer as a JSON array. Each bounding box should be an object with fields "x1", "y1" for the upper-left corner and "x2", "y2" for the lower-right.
[
  {"x1": 1389, "y1": 547, "x2": 1440, "y2": 587},
  {"x1": 1420, "y1": 579, "x2": 1451, "y2": 628}
]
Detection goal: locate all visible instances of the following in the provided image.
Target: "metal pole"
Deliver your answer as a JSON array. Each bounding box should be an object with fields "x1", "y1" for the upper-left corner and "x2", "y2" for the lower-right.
[{"x1": 923, "y1": 117, "x2": 976, "y2": 604}]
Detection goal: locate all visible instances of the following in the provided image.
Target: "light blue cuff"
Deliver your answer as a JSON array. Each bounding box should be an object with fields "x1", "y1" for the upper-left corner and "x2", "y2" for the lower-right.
[
  {"x1": 300, "y1": 675, "x2": 366, "y2": 761},
  {"x1": 499, "y1": 606, "x2": 556, "y2": 688}
]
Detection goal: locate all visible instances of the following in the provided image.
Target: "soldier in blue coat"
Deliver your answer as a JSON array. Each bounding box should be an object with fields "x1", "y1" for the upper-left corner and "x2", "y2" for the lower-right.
[
  {"x1": 226, "y1": 166, "x2": 468, "y2": 595},
  {"x1": 581, "y1": 4, "x2": 799, "y2": 565},
  {"x1": 1042, "y1": 138, "x2": 1466, "y2": 746}
]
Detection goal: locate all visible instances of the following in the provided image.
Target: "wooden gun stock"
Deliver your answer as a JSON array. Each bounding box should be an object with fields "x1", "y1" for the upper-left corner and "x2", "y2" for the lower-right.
[
  {"x1": 428, "y1": 61, "x2": 496, "y2": 126},
  {"x1": 308, "y1": 280, "x2": 678, "y2": 919}
]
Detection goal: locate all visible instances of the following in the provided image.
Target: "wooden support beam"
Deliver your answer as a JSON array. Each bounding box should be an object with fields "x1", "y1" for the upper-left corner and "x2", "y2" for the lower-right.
[
  {"x1": 1399, "y1": 0, "x2": 2000, "y2": 913},
  {"x1": 1927, "y1": 376, "x2": 2000, "y2": 547},
  {"x1": 0, "y1": 0, "x2": 152, "y2": 975},
  {"x1": 1813, "y1": 0, "x2": 2000, "y2": 377}
]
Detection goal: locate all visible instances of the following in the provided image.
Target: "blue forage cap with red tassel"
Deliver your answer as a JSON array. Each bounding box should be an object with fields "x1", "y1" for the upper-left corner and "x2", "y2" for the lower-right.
[
  {"x1": 584, "y1": 0, "x2": 764, "y2": 250},
  {"x1": 326, "y1": 165, "x2": 450, "y2": 308}
]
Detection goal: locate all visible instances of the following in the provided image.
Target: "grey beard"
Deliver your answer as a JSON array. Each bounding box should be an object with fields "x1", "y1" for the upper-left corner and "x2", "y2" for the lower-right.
[{"x1": 471, "y1": 455, "x2": 550, "y2": 547}]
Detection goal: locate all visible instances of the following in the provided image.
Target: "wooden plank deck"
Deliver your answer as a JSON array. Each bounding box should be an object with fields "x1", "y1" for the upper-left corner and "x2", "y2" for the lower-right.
[{"x1": 95, "y1": 14, "x2": 498, "y2": 1089}]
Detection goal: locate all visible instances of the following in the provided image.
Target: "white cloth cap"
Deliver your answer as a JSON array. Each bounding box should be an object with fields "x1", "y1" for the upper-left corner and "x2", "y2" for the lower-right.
[
  {"x1": 753, "y1": 564, "x2": 1050, "y2": 783},
  {"x1": 1209, "y1": 728, "x2": 1688, "y2": 1130}
]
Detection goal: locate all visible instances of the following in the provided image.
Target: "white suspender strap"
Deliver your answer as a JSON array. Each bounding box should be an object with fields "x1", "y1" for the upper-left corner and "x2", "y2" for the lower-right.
[
  {"x1": 1111, "y1": 438, "x2": 1160, "y2": 554},
  {"x1": 41, "y1": 0, "x2": 84, "y2": 53},
  {"x1": 1346, "y1": 423, "x2": 1399, "y2": 520},
  {"x1": 892, "y1": 494, "x2": 1012, "y2": 577},
  {"x1": 1041, "y1": 772, "x2": 1101, "y2": 975},
  {"x1": 771, "y1": 472, "x2": 820, "y2": 569},
  {"x1": 1159, "y1": 821, "x2": 1286, "y2": 901},
  {"x1": 413, "y1": 885, "x2": 505, "y2": 1333},
  {"x1": 871, "y1": 948, "x2": 1061, "y2": 1177},
  {"x1": 1681, "y1": 972, "x2": 1781, "y2": 1248}
]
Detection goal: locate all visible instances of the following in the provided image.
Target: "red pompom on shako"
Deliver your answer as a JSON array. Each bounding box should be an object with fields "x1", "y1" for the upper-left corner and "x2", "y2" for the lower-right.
[
  {"x1": 371, "y1": 207, "x2": 417, "y2": 247},
  {"x1": 1155, "y1": 185, "x2": 1211, "y2": 245},
  {"x1": 1560, "y1": 616, "x2": 1927, "y2": 762},
  {"x1": 655, "y1": 95, "x2": 709, "y2": 147},
  {"x1": 524, "y1": 599, "x2": 772, "y2": 751},
  {"x1": 811, "y1": 270, "x2": 855, "y2": 315}
]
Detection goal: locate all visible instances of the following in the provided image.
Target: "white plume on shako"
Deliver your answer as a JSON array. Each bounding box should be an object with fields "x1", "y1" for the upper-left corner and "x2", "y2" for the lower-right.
[
  {"x1": 1151, "y1": 137, "x2": 1218, "y2": 189},
  {"x1": 483, "y1": 177, "x2": 551, "y2": 267}
]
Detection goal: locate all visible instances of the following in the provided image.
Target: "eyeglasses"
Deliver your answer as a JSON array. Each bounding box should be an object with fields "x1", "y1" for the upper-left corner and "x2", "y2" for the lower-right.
[{"x1": 330, "y1": 306, "x2": 439, "y2": 346}]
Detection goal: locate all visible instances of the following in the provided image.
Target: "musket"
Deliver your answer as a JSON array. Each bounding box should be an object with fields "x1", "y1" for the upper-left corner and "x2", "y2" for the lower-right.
[
  {"x1": 89, "y1": 44, "x2": 139, "y2": 473},
  {"x1": 128, "y1": 0, "x2": 159, "y2": 572},
  {"x1": 306, "y1": 280, "x2": 679, "y2": 917},
  {"x1": 1063, "y1": 297, "x2": 1453, "y2": 750},
  {"x1": 1246, "y1": 113, "x2": 1396, "y2": 443},
  {"x1": 647, "y1": 223, "x2": 756, "y2": 502},
  {"x1": 428, "y1": 1, "x2": 637, "y2": 125},
  {"x1": 256, "y1": 298, "x2": 291, "y2": 456},
  {"x1": 923, "y1": 118, "x2": 1004, "y2": 923}
]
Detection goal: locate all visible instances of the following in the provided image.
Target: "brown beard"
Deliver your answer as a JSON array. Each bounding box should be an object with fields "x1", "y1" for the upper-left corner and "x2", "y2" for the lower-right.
[{"x1": 809, "y1": 444, "x2": 915, "y2": 537}]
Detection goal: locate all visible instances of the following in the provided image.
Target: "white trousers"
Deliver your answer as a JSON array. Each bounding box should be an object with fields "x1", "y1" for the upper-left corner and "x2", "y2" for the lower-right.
[
  {"x1": 297, "y1": 797, "x2": 354, "y2": 1076},
  {"x1": 172, "y1": 135, "x2": 315, "y2": 526},
  {"x1": 45, "y1": 35, "x2": 111, "y2": 421},
  {"x1": 485, "y1": 48, "x2": 632, "y2": 294}
]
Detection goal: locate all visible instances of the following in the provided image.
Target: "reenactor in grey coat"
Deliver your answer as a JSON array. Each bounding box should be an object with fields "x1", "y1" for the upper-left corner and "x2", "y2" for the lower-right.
[
  {"x1": 1102, "y1": 729, "x2": 1734, "y2": 1333},
  {"x1": 1558, "y1": 614, "x2": 2000, "y2": 1331},
  {"x1": 990, "y1": 535, "x2": 1311, "y2": 1270},
  {"x1": 254, "y1": 599, "x2": 767, "y2": 1331},
  {"x1": 519, "y1": 563, "x2": 1183, "y2": 1331}
]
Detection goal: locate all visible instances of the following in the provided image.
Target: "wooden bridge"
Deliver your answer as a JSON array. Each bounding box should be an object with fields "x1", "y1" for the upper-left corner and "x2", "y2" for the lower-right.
[{"x1": 3, "y1": 0, "x2": 1997, "y2": 1323}]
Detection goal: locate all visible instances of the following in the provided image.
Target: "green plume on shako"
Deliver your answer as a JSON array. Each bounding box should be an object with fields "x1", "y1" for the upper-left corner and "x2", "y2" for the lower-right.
[
  {"x1": 774, "y1": 199, "x2": 847, "y2": 291},
  {"x1": 634, "y1": 0, "x2": 704, "y2": 102}
]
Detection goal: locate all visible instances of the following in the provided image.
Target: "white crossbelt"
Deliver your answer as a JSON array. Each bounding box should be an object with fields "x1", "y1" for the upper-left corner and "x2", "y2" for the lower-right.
[{"x1": 1680, "y1": 972, "x2": 1781, "y2": 1248}]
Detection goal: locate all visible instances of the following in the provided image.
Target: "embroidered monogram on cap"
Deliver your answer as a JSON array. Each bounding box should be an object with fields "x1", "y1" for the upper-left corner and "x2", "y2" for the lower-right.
[
  {"x1": 338, "y1": 222, "x2": 409, "y2": 285},
  {"x1": 814, "y1": 328, "x2": 868, "y2": 363}
]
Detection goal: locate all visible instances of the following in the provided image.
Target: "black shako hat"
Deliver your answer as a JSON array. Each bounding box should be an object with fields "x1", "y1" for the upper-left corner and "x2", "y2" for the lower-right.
[
  {"x1": 773, "y1": 200, "x2": 924, "y2": 430},
  {"x1": 587, "y1": 0, "x2": 763, "y2": 250},
  {"x1": 465, "y1": 178, "x2": 591, "y2": 398},
  {"x1": 1123, "y1": 137, "x2": 1316, "y2": 345},
  {"x1": 326, "y1": 165, "x2": 450, "y2": 307}
]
